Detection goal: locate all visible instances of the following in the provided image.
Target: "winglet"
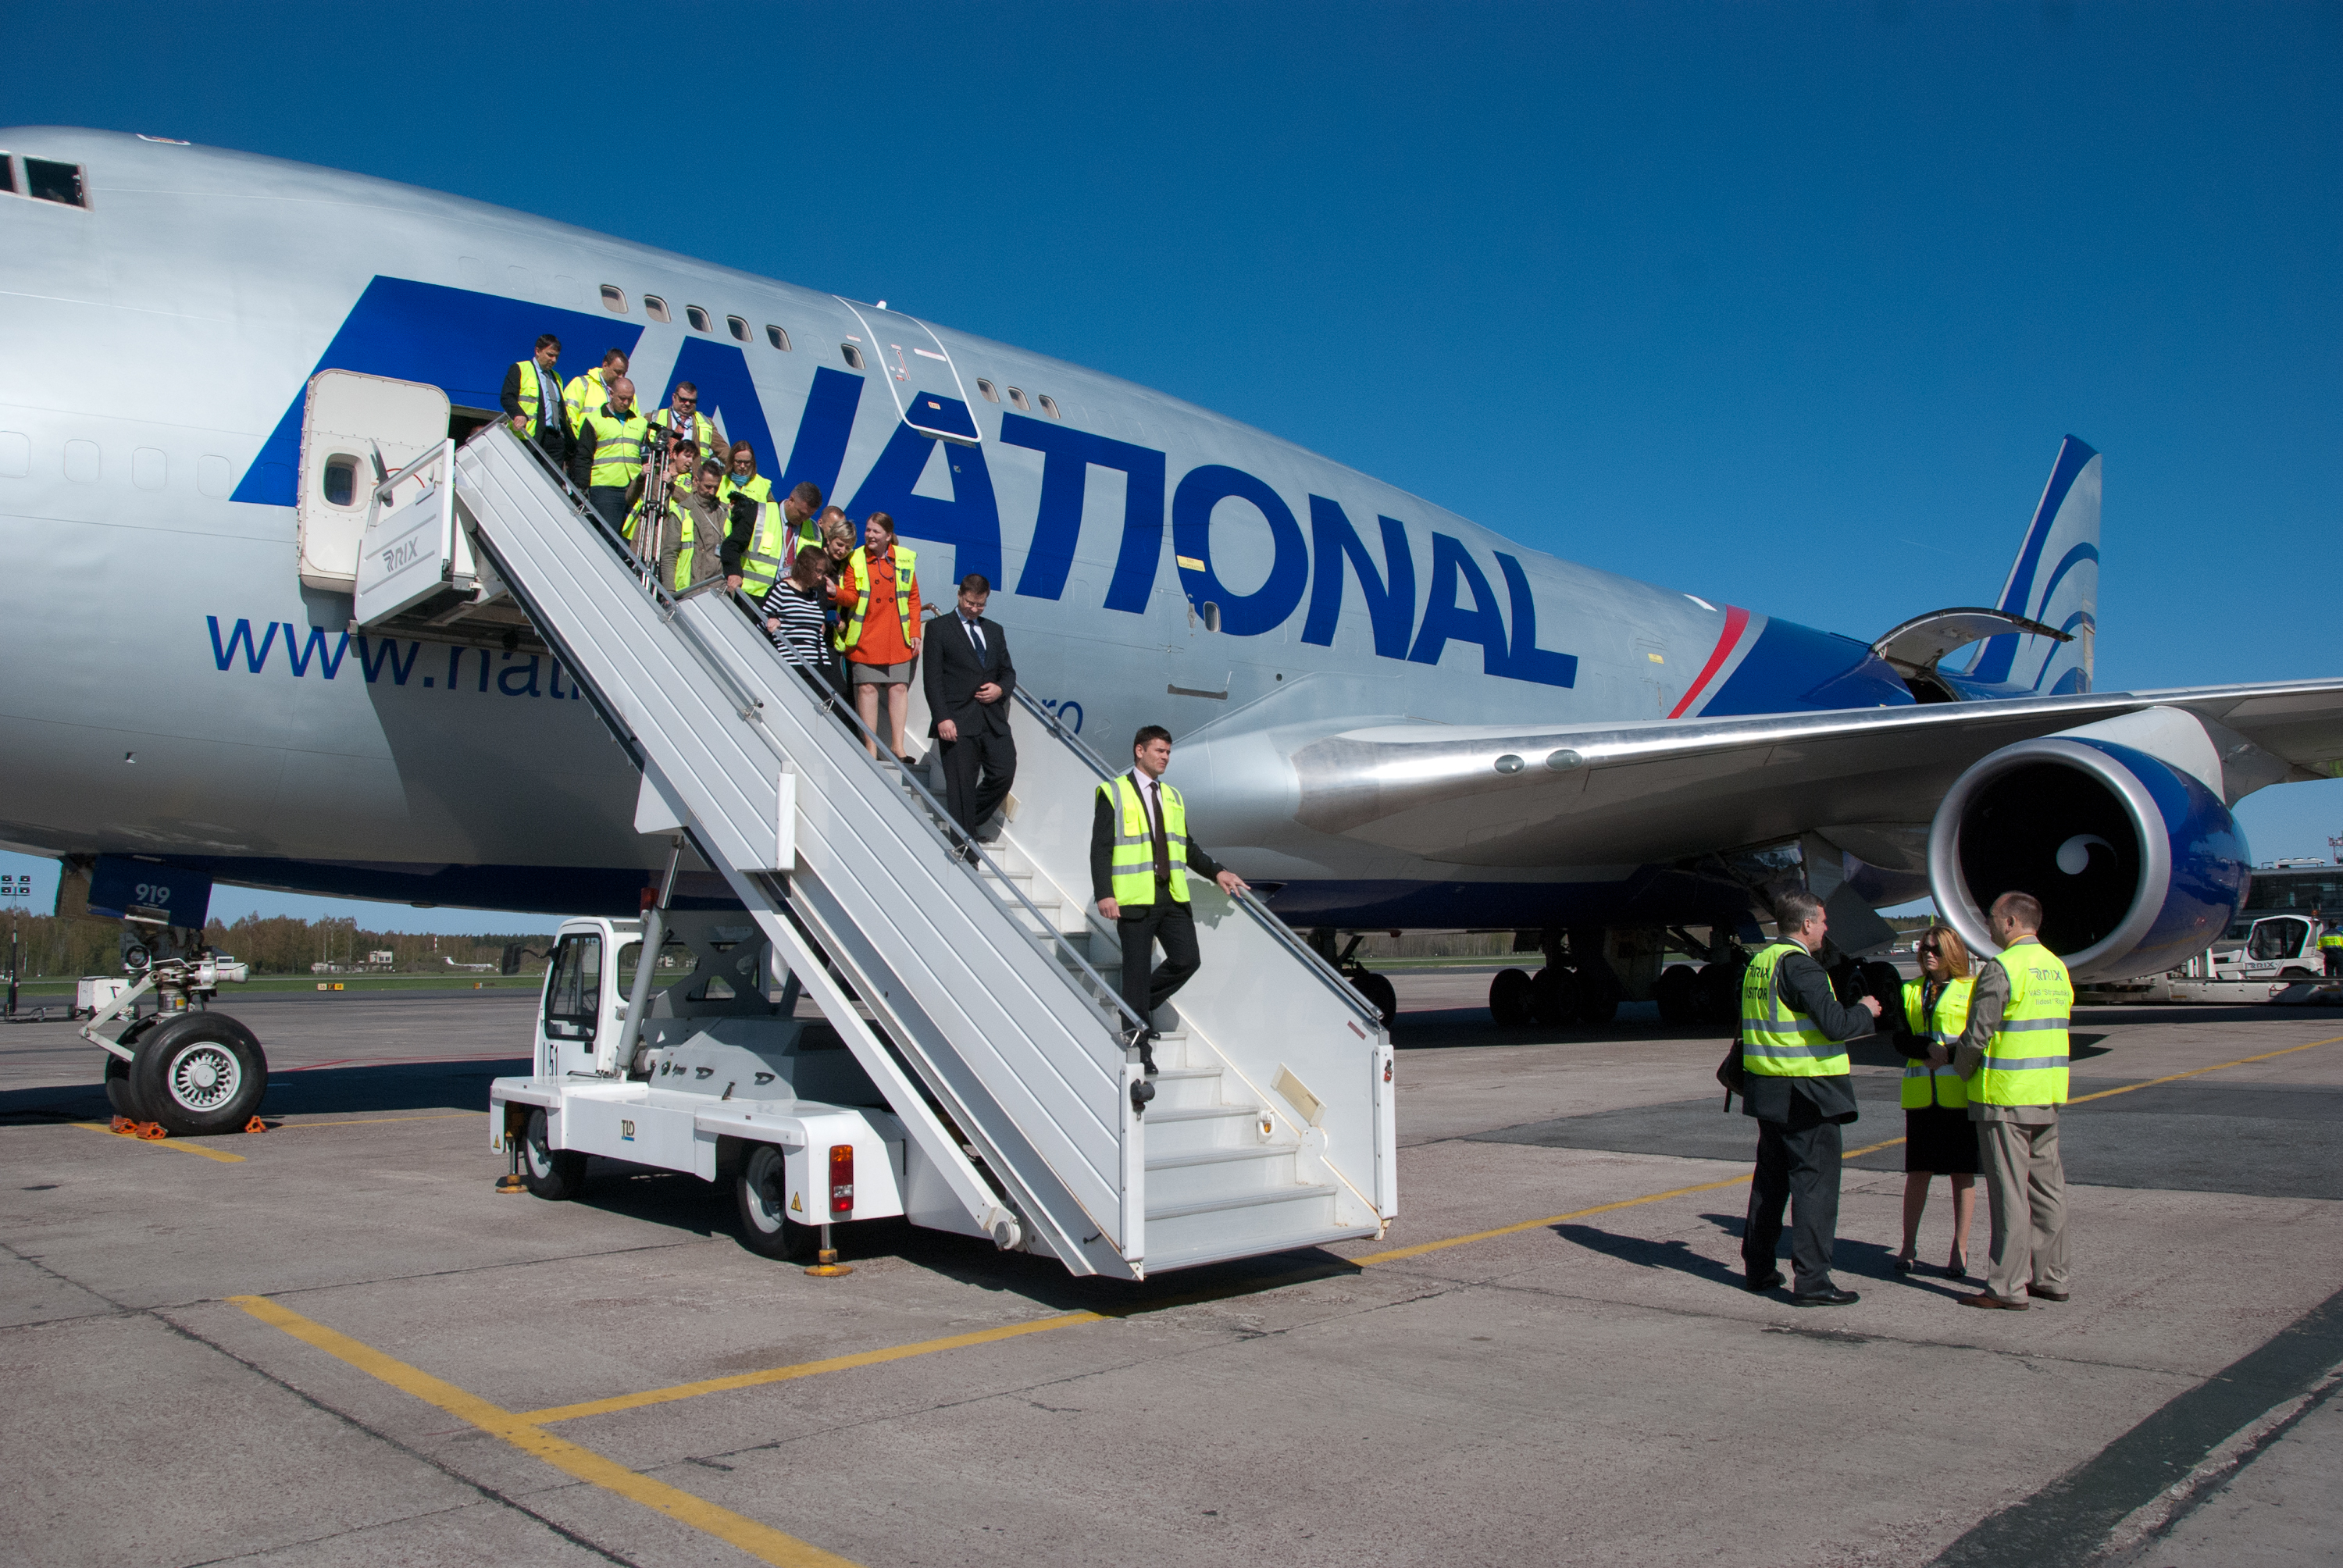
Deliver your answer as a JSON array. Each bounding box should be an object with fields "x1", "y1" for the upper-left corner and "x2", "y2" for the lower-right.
[{"x1": 1967, "y1": 437, "x2": 2100, "y2": 693}]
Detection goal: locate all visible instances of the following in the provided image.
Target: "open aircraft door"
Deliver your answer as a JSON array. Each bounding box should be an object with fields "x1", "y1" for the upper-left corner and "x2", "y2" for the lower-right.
[{"x1": 296, "y1": 370, "x2": 450, "y2": 593}]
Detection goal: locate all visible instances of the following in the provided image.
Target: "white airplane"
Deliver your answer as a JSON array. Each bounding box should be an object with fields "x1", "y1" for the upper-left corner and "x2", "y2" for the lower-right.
[{"x1": 4, "y1": 127, "x2": 2337, "y2": 1028}]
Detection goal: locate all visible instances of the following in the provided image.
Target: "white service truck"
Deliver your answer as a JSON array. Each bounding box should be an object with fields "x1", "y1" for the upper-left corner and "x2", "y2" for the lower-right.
[
  {"x1": 490, "y1": 911, "x2": 982, "y2": 1263},
  {"x1": 2214, "y1": 914, "x2": 2331, "y2": 983}
]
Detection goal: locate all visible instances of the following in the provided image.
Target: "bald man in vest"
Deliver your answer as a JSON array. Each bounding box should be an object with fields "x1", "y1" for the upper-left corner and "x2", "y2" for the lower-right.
[
  {"x1": 1090, "y1": 725, "x2": 1250, "y2": 1072},
  {"x1": 1942, "y1": 890, "x2": 2074, "y2": 1310}
]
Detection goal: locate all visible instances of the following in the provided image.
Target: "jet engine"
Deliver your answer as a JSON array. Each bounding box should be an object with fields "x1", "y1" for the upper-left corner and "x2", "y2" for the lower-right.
[{"x1": 1927, "y1": 711, "x2": 2252, "y2": 981}]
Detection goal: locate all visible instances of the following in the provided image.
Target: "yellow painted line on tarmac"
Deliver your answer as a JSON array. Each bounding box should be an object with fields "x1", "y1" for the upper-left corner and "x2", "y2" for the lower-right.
[
  {"x1": 228, "y1": 1295, "x2": 861, "y2": 1567},
  {"x1": 479, "y1": 1032, "x2": 2343, "y2": 1427},
  {"x1": 522, "y1": 1310, "x2": 1109, "y2": 1424},
  {"x1": 70, "y1": 1122, "x2": 244, "y2": 1163}
]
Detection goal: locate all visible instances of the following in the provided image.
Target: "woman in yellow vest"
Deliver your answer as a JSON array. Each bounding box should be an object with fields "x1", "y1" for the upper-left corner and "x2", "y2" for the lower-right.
[
  {"x1": 1892, "y1": 925, "x2": 1980, "y2": 1278},
  {"x1": 833, "y1": 511, "x2": 922, "y2": 758}
]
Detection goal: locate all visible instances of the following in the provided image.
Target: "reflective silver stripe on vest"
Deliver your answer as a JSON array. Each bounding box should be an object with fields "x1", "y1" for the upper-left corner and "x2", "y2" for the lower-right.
[
  {"x1": 1983, "y1": 1054, "x2": 2068, "y2": 1071},
  {"x1": 1996, "y1": 1017, "x2": 2068, "y2": 1031},
  {"x1": 1744, "y1": 1040, "x2": 1841, "y2": 1058}
]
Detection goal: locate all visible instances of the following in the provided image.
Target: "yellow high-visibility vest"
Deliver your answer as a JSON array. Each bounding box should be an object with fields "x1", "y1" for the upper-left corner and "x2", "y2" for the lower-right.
[
  {"x1": 1739, "y1": 942, "x2": 1850, "y2": 1078},
  {"x1": 564, "y1": 367, "x2": 616, "y2": 433},
  {"x1": 512, "y1": 359, "x2": 561, "y2": 438},
  {"x1": 719, "y1": 472, "x2": 773, "y2": 508},
  {"x1": 738, "y1": 504, "x2": 821, "y2": 599},
  {"x1": 580, "y1": 408, "x2": 649, "y2": 489},
  {"x1": 1098, "y1": 772, "x2": 1189, "y2": 907},
  {"x1": 840, "y1": 545, "x2": 918, "y2": 652},
  {"x1": 1899, "y1": 977, "x2": 1974, "y2": 1110},
  {"x1": 623, "y1": 496, "x2": 698, "y2": 592},
  {"x1": 1972, "y1": 940, "x2": 2070, "y2": 1106}
]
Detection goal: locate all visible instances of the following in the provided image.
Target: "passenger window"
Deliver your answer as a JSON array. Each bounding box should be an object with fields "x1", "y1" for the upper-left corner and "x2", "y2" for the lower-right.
[
  {"x1": 63, "y1": 440, "x2": 99, "y2": 483},
  {"x1": 0, "y1": 432, "x2": 27, "y2": 477},
  {"x1": 133, "y1": 448, "x2": 166, "y2": 491},
  {"x1": 322, "y1": 455, "x2": 358, "y2": 508},
  {"x1": 765, "y1": 324, "x2": 791, "y2": 351},
  {"x1": 1007, "y1": 387, "x2": 1029, "y2": 411},
  {"x1": 600, "y1": 284, "x2": 628, "y2": 314},
  {"x1": 1201, "y1": 601, "x2": 1221, "y2": 633},
  {"x1": 685, "y1": 305, "x2": 711, "y2": 332},
  {"x1": 975, "y1": 379, "x2": 999, "y2": 403},
  {"x1": 25, "y1": 159, "x2": 84, "y2": 208},
  {"x1": 1037, "y1": 394, "x2": 1061, "y2": 419},
  {"x1": 198, "y1": 454, "x2": 231, "y2": 497},
  {"x1": 544, "y1": 933, "x2": 603, "y2": 1038},
  {"x1": 841, "y1": 343, "x2": 865, "y2": 369},
  {"x1": 644, "y1": 295, "x2": 671, "y2": 323},
  {"x1": 727, "y1": 315, "x2": 750, "y2": 343}
]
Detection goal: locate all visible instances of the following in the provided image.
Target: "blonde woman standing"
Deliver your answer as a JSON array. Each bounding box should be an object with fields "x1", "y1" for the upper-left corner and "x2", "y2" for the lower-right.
[
  {"x1": 1893, "y1": 925, "x2": 1980, "y2": 1278},
  {"x1": 834, "y1": 511, "x2": 922, "y2": 758}
]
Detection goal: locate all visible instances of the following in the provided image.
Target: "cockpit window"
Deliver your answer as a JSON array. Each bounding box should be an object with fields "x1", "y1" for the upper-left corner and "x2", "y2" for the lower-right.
[{"x1": 25, "y1": 159, "x2": 84, "y2": 208}]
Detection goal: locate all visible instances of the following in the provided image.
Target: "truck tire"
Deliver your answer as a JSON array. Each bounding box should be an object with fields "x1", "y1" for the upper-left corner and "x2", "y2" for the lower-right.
[
  {"x1": 521, "y1": 1107, "x2": 587, "y2": 1200},
  {"x1": 128, "y1": 1013, "x2": 266, "y2": 1136},
  {"x1": 735, "y1": 1143, "x2": 815, "y2": 1260}
]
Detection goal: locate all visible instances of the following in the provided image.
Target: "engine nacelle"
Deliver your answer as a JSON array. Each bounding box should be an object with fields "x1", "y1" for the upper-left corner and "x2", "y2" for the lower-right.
[{"x1": 1928, "y1": 711, "x2": 2252, "y2": 980}]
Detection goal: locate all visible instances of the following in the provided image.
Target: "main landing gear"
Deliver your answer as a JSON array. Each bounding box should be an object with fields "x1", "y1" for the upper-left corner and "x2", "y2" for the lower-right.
[{"x1": 1488, "y1": 930, "x2": 1624, "y2": 1028}]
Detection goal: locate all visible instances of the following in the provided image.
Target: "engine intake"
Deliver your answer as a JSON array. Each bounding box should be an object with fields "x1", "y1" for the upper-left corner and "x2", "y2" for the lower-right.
[{"x1": 1928, "y1": 733, "x2": 2249, "y2": 980}]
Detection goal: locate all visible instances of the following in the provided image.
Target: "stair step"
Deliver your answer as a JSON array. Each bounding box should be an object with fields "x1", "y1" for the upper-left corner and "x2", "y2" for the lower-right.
[
  {"x1": 1147, "y1": 1181, "x2": 1339, "y2": 1222},
  {"x1": 1144, "y1": 1220, "x2": 1382, "y2": 1274}
]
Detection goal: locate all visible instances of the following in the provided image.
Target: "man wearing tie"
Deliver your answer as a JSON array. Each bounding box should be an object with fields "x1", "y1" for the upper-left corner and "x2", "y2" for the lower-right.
[
  {"x1": 1089, "y1": 725, "x2": 1251, "y2": 1067},
  {"x1": 922, "y1": 573, "x2": 1018, "y2": 843}
]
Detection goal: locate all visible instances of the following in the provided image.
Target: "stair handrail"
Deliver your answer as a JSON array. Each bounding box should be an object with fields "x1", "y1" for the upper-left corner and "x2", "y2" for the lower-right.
[
  {"x1": 1011, "y1": 688, "x2": 1387, "y2": 1032},
  {"x1": 473, "y1": 426, "x2": 1144, "y2": 1039}
]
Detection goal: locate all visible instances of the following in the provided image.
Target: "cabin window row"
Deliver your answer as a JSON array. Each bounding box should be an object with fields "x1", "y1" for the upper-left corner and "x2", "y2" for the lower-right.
[
  {"x1": 972, "y1": 380, "x2": 1061, "y2": 419},
  {"x1": 596, "y1": 285, "x2": 792, "y2": 352},
  {"x1": 0, "y1": 433, "x2": 237, "y2": 496},
  {"x1": 0, "y1": 152, "x2": 87, "y2": 208}
]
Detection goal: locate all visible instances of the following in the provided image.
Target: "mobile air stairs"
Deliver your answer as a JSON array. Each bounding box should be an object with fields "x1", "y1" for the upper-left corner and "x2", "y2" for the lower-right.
[{"x1": 354, "y1": 421, "x2": 1394, "y2": 1278}]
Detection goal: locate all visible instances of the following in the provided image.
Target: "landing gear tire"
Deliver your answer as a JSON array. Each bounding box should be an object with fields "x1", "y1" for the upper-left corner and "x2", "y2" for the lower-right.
[
  {"x1": 1489, "y1": 968, "x2": 1535, "y2": 1026},
  {"x1": 1531, "y1": 966, "x2": 1580, "y2": 1028},
  {"x1": 1350, "y1": 970, "x2": 1398, "y2": 1028},
  {"x1": 1575, "y1": 982, "x2": 1620, "y2": 1027},
  {"x1": 1655, "y1": 964, "x2": 1703, "y2": 1026},
  {"x1": 103, "y1": 1053, "x2": 148, "y2": 1120},
  {"x1": 520, "y1": 1107, "x2": 587, "y2": 1200},
  {"x1": 735, "y1": 1143, "x2": 815, "y2": 1260},
  {"x1": 1857, "y1": 960, "x2": 1904, "y2": 1013},
  {"x1": 128, "y1": 1013, "x2": 266, "y2": 1136},
  {"x1": 1699, "y1": 961, "x2": 1743, "y2": 1026}
]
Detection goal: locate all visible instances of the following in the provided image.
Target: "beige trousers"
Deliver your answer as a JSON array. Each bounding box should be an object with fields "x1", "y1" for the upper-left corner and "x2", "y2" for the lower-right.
[{"x1": 1978, "y1": 1117, "x2": 2069, "y2": 1299}]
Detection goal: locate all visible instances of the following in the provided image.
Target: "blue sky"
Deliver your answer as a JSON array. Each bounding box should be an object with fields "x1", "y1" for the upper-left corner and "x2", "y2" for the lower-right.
[{"x1": 7, "y1": 0, "x2": 2338, "y2": 931}]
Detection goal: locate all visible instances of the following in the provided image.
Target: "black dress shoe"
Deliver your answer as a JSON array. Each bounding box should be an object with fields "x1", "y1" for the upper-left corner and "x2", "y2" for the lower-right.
[
  {"x1": 1745, "y1": 1270, "x2": 1785, "y2": 1293},
  {"x1": 1792, "y1": 1287, "x2": 1860, "y2": 1306}
]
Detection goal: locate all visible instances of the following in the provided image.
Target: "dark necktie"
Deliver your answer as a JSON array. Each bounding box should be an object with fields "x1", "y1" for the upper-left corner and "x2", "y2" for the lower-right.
[
  {"x1": 963, "y1": 615, "x2": 986, "y2": 665},
  {"x1": 1147, "y1": 779, "x2": 1171, "y2": 882}
]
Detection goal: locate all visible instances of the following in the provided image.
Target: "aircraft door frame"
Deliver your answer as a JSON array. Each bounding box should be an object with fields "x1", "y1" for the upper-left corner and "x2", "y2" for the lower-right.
[{"x1": 836, "y1": 300, "x2": 981, "y2": 445}]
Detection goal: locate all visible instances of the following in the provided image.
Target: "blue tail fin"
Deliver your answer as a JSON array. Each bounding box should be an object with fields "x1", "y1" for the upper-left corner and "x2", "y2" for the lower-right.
[{"x1": 1967, "y1": 436, "x2": 2100, "y2": 694}]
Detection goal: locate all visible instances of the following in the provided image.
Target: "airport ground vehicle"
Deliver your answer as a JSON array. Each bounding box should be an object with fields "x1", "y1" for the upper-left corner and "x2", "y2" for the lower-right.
[
  {"x1": 2216, "y1": 914, "x2": 2329, "y2": 982},
  {"x1": 444, "y1": 422, "x2": 1396, "y2": 1278}
]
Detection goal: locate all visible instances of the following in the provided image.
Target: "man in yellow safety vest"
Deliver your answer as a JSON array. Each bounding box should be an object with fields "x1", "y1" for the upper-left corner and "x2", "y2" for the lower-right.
[
  {"x1": 651, "y1": 383, "x2": 720, "y2": 462},
  {"x1": 565, "y1": 347, "x2": 629, "y2": 434},
  {"x1": 567, "y1": 376, "x2": 647, "y2": 532},
  {"x1": 1738, "y1": 889, "x2": 1882, "y2": 1305},
  {"x1": 1948, "y1": 890, "x2": 2074, "y2": 1310},
  {"x1": 498, "y1": 333, "x2": 572, "y2": 468},
  {"x1": 727, "y1": 481, "x2": 825, "y2": 600},
  {"x1": 1088, "y1": 725, "x2": 1250, "y2": 1071},
  {"x1": 2320, "y1": 914, "x2": 2343, "y2": 978}
]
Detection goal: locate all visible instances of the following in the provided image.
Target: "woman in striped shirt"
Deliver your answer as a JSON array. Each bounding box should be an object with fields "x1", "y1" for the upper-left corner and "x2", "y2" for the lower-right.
[{"x1": 761, "y1": 545, "x2": 835, "y2": 686}]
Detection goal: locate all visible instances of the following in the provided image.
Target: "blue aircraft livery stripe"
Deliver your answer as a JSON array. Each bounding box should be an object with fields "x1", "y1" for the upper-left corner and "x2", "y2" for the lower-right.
[
  {"x1": 232, "y1": 277, "x2": 644, "y2": 506},
  {"x1": 1701, "y1": 616, "x2": 1913, "y2": 716}
]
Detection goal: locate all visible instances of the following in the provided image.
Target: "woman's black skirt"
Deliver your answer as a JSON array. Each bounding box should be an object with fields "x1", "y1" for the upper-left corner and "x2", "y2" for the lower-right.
[{"x1": 1905, "y1": 1105, "x2": 1981, "y2": 1174}]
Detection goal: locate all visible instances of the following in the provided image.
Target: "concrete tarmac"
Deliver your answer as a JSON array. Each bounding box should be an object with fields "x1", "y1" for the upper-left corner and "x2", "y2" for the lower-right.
[{"x1": 2, "y1": 977, "x2": 2338, "y2": 1566}]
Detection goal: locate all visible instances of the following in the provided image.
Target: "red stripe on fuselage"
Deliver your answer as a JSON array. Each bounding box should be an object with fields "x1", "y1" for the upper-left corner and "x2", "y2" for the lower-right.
[{"x1": 1669, "y1": 605, "x2": 1750, "y2": 718}]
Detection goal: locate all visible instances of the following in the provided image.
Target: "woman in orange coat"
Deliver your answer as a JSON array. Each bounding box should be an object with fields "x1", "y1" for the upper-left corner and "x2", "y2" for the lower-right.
[{"x1": 834, "y1": 511, "x2": 922, "y2": 758}]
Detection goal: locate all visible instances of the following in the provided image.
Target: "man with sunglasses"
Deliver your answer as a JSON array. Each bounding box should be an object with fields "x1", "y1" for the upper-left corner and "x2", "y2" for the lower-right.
[{"x1": 651, "y1": 383, "x2": 720, "y2": 462}]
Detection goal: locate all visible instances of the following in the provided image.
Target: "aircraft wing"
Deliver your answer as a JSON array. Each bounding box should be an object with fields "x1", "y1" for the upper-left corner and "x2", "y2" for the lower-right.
[{"x1": 1286, "y1": 680, "x2": 2343, "y2": 869}]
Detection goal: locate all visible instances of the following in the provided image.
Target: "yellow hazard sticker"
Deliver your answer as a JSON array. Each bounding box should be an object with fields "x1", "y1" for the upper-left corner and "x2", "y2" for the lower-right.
[{"x1": 789, "y1": 1192, "x2": 803, "y2": 1213}]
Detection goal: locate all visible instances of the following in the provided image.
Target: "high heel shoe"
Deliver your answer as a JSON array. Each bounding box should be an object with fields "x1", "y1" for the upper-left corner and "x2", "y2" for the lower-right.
[
  {"x1": 1892, "y1": 1253, "x2": 1917, "y2": 1274},
  {"x1": 1943, "y1": 1253, "x2": 1970, "y2": 1279}
]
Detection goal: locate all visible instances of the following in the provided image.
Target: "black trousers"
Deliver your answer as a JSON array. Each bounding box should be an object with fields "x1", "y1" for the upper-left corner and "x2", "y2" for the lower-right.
[
  {"x1": 2325, "y1": 950, "x2": 2342, "y2": 978},
  {"x1": 1118, "y1": 897, "x2": 1200, "y2": 1031},
  {"x1": 1742, "y1": 1094, "x2": 1845, "y2": 1291},
  {"x1": 940, "y1": 725, "x2": 1016, "y2": 839}
]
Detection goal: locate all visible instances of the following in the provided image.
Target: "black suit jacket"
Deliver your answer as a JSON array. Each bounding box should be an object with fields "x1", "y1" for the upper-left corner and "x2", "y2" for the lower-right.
[
  {"x1": 922, "y1": 612, "x2": 1015, "y2": 738},
  {"x1": 1737, "y1": 943, "x2": 1873, "y2": 1125}
]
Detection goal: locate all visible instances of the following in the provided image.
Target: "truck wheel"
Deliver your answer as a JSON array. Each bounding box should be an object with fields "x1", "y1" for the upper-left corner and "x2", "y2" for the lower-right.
[
  {"x1": 129, "y1": 1014, "x2": 266, "y2": 1136},
  {"x1": 521, "y1": 1108, "x2": 587, "y2": 1200},
  {"x1": 735, "y1": 1143, "x2": 815, "y2": 1260}
]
